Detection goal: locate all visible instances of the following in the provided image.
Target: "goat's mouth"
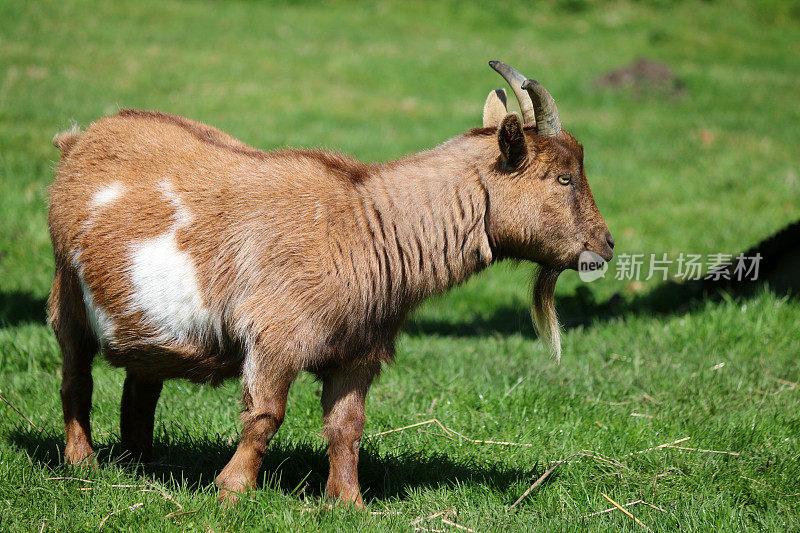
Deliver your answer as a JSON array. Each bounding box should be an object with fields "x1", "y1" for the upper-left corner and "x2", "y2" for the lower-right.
[
  {"x1": 571, "y1": 245, "x2": 612, "y2": 272},
  {"x1": 534, "y1": 242, "x2": 612, "y2": 272},
  {"x1": 583, "y1": 241, "x2": 614, "y2": 263},
  {"x1": 596, "y1": 246, "x2": 613, "y2": 262}
]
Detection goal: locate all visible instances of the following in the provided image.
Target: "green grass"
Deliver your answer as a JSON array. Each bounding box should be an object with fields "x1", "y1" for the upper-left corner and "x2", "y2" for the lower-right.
[{"x1": 2, "y1": 0, "x2": 800, "y2": 530}]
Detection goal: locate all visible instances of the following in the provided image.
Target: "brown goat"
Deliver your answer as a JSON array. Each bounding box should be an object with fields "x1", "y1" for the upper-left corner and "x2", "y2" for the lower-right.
[{"x1": 48, "y1": 61, "x2": 613, "y2": 507}]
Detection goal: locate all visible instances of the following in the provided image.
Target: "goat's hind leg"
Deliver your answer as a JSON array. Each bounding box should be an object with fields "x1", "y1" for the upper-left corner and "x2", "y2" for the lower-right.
[
  {"x1": 120, "y1": 371, "x2": 163, "y2": 462},
  {"x1": 49, "y1": 269, "x2": 98, "y2": 465}
]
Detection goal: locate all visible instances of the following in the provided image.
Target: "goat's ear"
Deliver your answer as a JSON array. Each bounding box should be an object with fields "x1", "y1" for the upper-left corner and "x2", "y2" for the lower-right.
[
  {"x1": 497, "y1": 113, "x2": 527, "y2": 168},
  {"x1": 482, "y1": 88, "x2": 507, "y2": 127}
]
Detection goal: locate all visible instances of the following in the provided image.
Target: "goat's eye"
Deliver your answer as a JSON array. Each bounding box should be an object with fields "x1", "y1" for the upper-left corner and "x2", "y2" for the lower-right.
[{"x1": 557, "y1": 174, "x2": 572, "y2": 185}]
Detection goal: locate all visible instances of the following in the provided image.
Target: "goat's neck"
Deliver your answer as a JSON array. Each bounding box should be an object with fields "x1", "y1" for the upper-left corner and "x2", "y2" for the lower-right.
[{"x1": 358, "y1": 133, "x2": 495, "y2": 308}]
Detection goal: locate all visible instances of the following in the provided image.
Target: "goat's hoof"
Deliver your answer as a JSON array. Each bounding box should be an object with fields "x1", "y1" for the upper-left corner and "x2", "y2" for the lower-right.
[
  {"x1": 217, "y1": 487, "x2": 241, "y2": 507},
  {"x1": 215, "y1": 471, "x2": 251, "y2": 507},
  {"x1": 326, "y1": 484, "x2": 364, "y2": 509},
  {"x1": 65, "y1": 442, "x2": 97, "y2": 468}
]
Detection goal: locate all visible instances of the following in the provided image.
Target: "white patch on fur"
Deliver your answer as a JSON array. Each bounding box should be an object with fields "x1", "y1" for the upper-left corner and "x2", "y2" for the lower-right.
[
  {"x1": 71, "y1": 251, "x2": 116, "y2": 345},
  {"x1": 128, "y1": 232, "x2": 211, "y2": 343},
  {"x1": 159, "y1": 181, "x2": 193, "y2": 227},
  {"x1": 78, "y1": 277, "x2": 116, "y2": 345},
  {"x1": 91, "y1": 182, "x2": 124, "y2": 208}
]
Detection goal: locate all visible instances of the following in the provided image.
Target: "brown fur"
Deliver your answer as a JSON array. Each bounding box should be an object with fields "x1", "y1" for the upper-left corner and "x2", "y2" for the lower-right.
[
  {"x1": 48, "y1": 96, "x2": 612, "y2": 506},
  {"x1": 52, "y1": 125, "x2": 82, "y2": 157}
]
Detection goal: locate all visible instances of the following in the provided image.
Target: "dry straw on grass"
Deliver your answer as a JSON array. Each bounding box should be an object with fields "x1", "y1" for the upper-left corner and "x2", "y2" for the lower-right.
[
  {"x1": 366, "y1": 418, "x2": 533, "y2": 447},
  {"x1": 510, "y1": 457, "x2": 571, "y2": 509},
  {"x1": 410, "y1": 508, "x2": 474, "y2": 532},
  {"x1": 0, "y1": 388, "x2": 40, "y2": 431},
  {"x1": 600, "y1": 492, "x2": 653, "y2": 532},
  {"x1": 98, "y1": 502, "x2": 144, "y2": 529}
]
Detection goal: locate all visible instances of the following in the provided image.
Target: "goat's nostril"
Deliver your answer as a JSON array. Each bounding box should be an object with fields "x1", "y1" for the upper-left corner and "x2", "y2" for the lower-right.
[{"x1": 605, "y1": 232, "x2": 615, "y2": 250}]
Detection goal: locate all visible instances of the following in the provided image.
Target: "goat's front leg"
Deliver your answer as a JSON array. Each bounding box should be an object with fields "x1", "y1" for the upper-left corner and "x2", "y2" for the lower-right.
[
  {"x1": 320, "y1": 361, "x2": 381, "y2": 508},
  {"x1": 216, "y1": 363, "x2": 297, "y2": 504}
]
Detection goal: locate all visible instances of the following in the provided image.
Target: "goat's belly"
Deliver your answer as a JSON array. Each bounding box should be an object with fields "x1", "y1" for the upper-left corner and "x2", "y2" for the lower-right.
[{"x1": 103, "y1": 342, "x2": 243, "y2": 384}]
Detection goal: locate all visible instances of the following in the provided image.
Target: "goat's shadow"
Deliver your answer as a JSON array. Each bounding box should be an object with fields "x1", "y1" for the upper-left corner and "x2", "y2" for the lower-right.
[
  {"x1": 0, "y1": 291, "x2": 48, "y2": 327},
  {"x1": 0, "y1": 277, "x2": 724, "y2": 505},
  {"x1": 8, "y1": 429, "x2": 539, "y2": 503}
]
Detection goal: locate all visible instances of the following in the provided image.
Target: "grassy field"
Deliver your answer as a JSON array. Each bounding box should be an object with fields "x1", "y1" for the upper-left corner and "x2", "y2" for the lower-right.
[{"x1": 2, "y1": 0, "x2": 800, "y2": 530}]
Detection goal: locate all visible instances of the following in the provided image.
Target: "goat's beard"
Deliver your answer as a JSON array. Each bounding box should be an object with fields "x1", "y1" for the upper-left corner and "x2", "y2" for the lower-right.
[{"x1": 531, "y1": 266, "x2": 562, "y2": 362}]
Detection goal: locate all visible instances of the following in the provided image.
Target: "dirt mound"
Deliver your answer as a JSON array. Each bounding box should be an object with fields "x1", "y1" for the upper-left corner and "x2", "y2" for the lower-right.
[{"x1": 594, "y1": 57, "x2": 685, "y2": 98}]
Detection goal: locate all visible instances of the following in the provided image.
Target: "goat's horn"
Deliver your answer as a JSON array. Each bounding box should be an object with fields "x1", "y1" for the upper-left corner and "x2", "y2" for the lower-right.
[
  {"x1": 489, "y1": 60, "x2": 535, "y2": 125},
  {"x1": 522, "y1": 78, "x2": 562, "y2": 137}
]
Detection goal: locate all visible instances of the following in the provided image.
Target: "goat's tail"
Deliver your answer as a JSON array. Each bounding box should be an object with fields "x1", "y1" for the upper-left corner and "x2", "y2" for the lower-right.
[
  {"x1": 531, "y1": 266, "x2": 562, "y2": 362},
  {"x1": 52, "y1": 124, "x2": 82, "y2": 158}
]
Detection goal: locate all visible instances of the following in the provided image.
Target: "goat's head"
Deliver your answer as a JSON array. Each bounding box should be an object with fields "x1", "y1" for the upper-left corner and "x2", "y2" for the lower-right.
[{"x1": 481, "y1": 61, "x2": 614, "y2": 359}]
